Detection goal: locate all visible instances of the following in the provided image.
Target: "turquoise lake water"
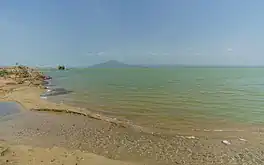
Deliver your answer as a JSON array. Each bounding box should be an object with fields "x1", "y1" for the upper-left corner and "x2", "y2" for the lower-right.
[{"x1": 43, "y1": 68, "x2": 264, "y2": 129}]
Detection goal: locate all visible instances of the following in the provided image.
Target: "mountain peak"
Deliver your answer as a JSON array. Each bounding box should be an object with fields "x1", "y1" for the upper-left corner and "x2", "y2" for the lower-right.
[
  {"x1": 104, "y1": 60, "x2": 123, "y2": 64},
  {"x1": 90, "y1": 60, "x2": 140, "y2": 68}
]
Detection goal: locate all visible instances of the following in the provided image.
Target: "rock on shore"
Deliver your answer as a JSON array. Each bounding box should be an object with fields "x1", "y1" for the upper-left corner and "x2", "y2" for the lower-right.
[{"x1": 0, "y1": 65, "x2": 45, "y2": 87}]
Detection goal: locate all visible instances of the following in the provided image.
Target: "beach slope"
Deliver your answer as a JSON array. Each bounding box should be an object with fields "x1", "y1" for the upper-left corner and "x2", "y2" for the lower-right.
[{"x1": 0, "y1": 66, "x2": 139, "y2": 165}]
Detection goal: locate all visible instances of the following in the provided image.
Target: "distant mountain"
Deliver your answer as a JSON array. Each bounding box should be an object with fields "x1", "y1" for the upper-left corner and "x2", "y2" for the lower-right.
[{"x1": 90, "y1": 60, "x2": 144, "y2": 68}]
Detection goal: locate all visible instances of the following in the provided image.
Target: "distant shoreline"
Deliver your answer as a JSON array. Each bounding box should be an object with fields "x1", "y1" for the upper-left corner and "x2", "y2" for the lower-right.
[{"x1": 38, "y1": 65, "x2": 264, "y2": 69}]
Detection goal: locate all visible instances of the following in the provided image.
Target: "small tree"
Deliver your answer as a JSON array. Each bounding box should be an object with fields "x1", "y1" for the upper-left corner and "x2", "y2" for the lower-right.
[{"x1": 0, "y1": 69, "x2": 8, "y2": 77}]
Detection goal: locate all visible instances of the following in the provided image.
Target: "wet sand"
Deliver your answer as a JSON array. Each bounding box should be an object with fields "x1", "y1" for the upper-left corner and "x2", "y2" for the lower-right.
[{"x1": 1, "y1": 79, "x2": 264, "y2": 164}]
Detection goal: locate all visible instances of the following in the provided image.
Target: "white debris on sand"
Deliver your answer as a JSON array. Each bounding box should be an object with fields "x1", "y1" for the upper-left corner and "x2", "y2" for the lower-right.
[
  {"x1": 222, "y1": 140, "x2": 231, "y2": 145},
  {"x1": 186, "y1": 136, "x2": 196, "y2": 139},
  {"x1": 40, "y1": 96, "x2": 48, "y2": 99},
  {"x1": 239, "y1": 138, "x2": 247, "y2": 142},
  {"x1": 213, "y1": 129, "x2": 223, "y2": 132}
]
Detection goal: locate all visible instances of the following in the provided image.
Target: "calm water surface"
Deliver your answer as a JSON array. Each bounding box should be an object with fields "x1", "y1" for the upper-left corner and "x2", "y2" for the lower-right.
[{"x1": 44, "y1": 68, "x2": 264, "y2": 129}]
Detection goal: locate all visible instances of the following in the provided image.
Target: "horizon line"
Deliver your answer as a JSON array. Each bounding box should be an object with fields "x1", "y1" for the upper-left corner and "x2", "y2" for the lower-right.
[
  {"x1": 2, "y1": 62, "x2": 264, "y2": 68},
  {"x1": 35, "y1": 65, "x2": 264, "y2": 69}
]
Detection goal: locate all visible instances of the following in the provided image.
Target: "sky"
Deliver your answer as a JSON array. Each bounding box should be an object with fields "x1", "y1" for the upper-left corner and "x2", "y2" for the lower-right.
[{"x1": 0, "y1": 0, "x2": 264, "y2": 67}]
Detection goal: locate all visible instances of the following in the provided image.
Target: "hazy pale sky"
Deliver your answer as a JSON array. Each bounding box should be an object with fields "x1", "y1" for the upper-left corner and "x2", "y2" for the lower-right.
[{"x1": 0, "y1": 0, "x2": 264, "y2": 66}]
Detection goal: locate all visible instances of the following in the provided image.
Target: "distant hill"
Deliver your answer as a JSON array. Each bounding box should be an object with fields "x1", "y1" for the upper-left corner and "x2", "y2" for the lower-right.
[{"x1": 90, "y1": 60, "x2": 144, "y2": 68}]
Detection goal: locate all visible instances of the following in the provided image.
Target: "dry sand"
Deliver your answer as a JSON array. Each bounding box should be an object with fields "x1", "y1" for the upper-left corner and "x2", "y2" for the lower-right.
[{"x1": 0, "y1": 141, "x2": 136, "y2": 165}]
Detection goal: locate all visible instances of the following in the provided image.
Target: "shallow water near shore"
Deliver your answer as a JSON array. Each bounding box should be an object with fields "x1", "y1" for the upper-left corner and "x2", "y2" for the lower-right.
[
  {"x1": 0, "y1": 102, "x2": 23, "y2": 117},
  {"x1": 43, "y1": 67, "x2": 264, "y2": 130}
]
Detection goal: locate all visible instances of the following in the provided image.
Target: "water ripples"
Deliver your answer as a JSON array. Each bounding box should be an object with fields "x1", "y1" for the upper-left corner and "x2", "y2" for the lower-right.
[{"x1": 45, "y1": 68, "x2": 264, "y2": 126}]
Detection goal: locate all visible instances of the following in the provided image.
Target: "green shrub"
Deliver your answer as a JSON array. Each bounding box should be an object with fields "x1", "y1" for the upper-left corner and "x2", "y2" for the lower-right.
[{"x1": 0, "y1": 70, "x2": 9, "y2": 77}]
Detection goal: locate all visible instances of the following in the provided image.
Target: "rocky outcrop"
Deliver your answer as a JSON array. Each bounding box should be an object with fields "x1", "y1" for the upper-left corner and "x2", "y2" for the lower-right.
[
  {"x1": 0, "y1": 65, "x2": 45, "y2": 87},
  {"x1": 57, "y1": 65, "x2": 65, "y2": 70}
]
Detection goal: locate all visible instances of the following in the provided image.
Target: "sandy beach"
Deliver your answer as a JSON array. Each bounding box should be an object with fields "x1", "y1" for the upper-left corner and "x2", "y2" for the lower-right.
[
  {"x1": 0, "y1": 66, "x2": 139, "y2": 165},
  {"x1": 1, "y1": 66, "x2": 264, "y2": 165},
  {"x1": 0, "y1": 142, "x2": 137, "y2": 165}
]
